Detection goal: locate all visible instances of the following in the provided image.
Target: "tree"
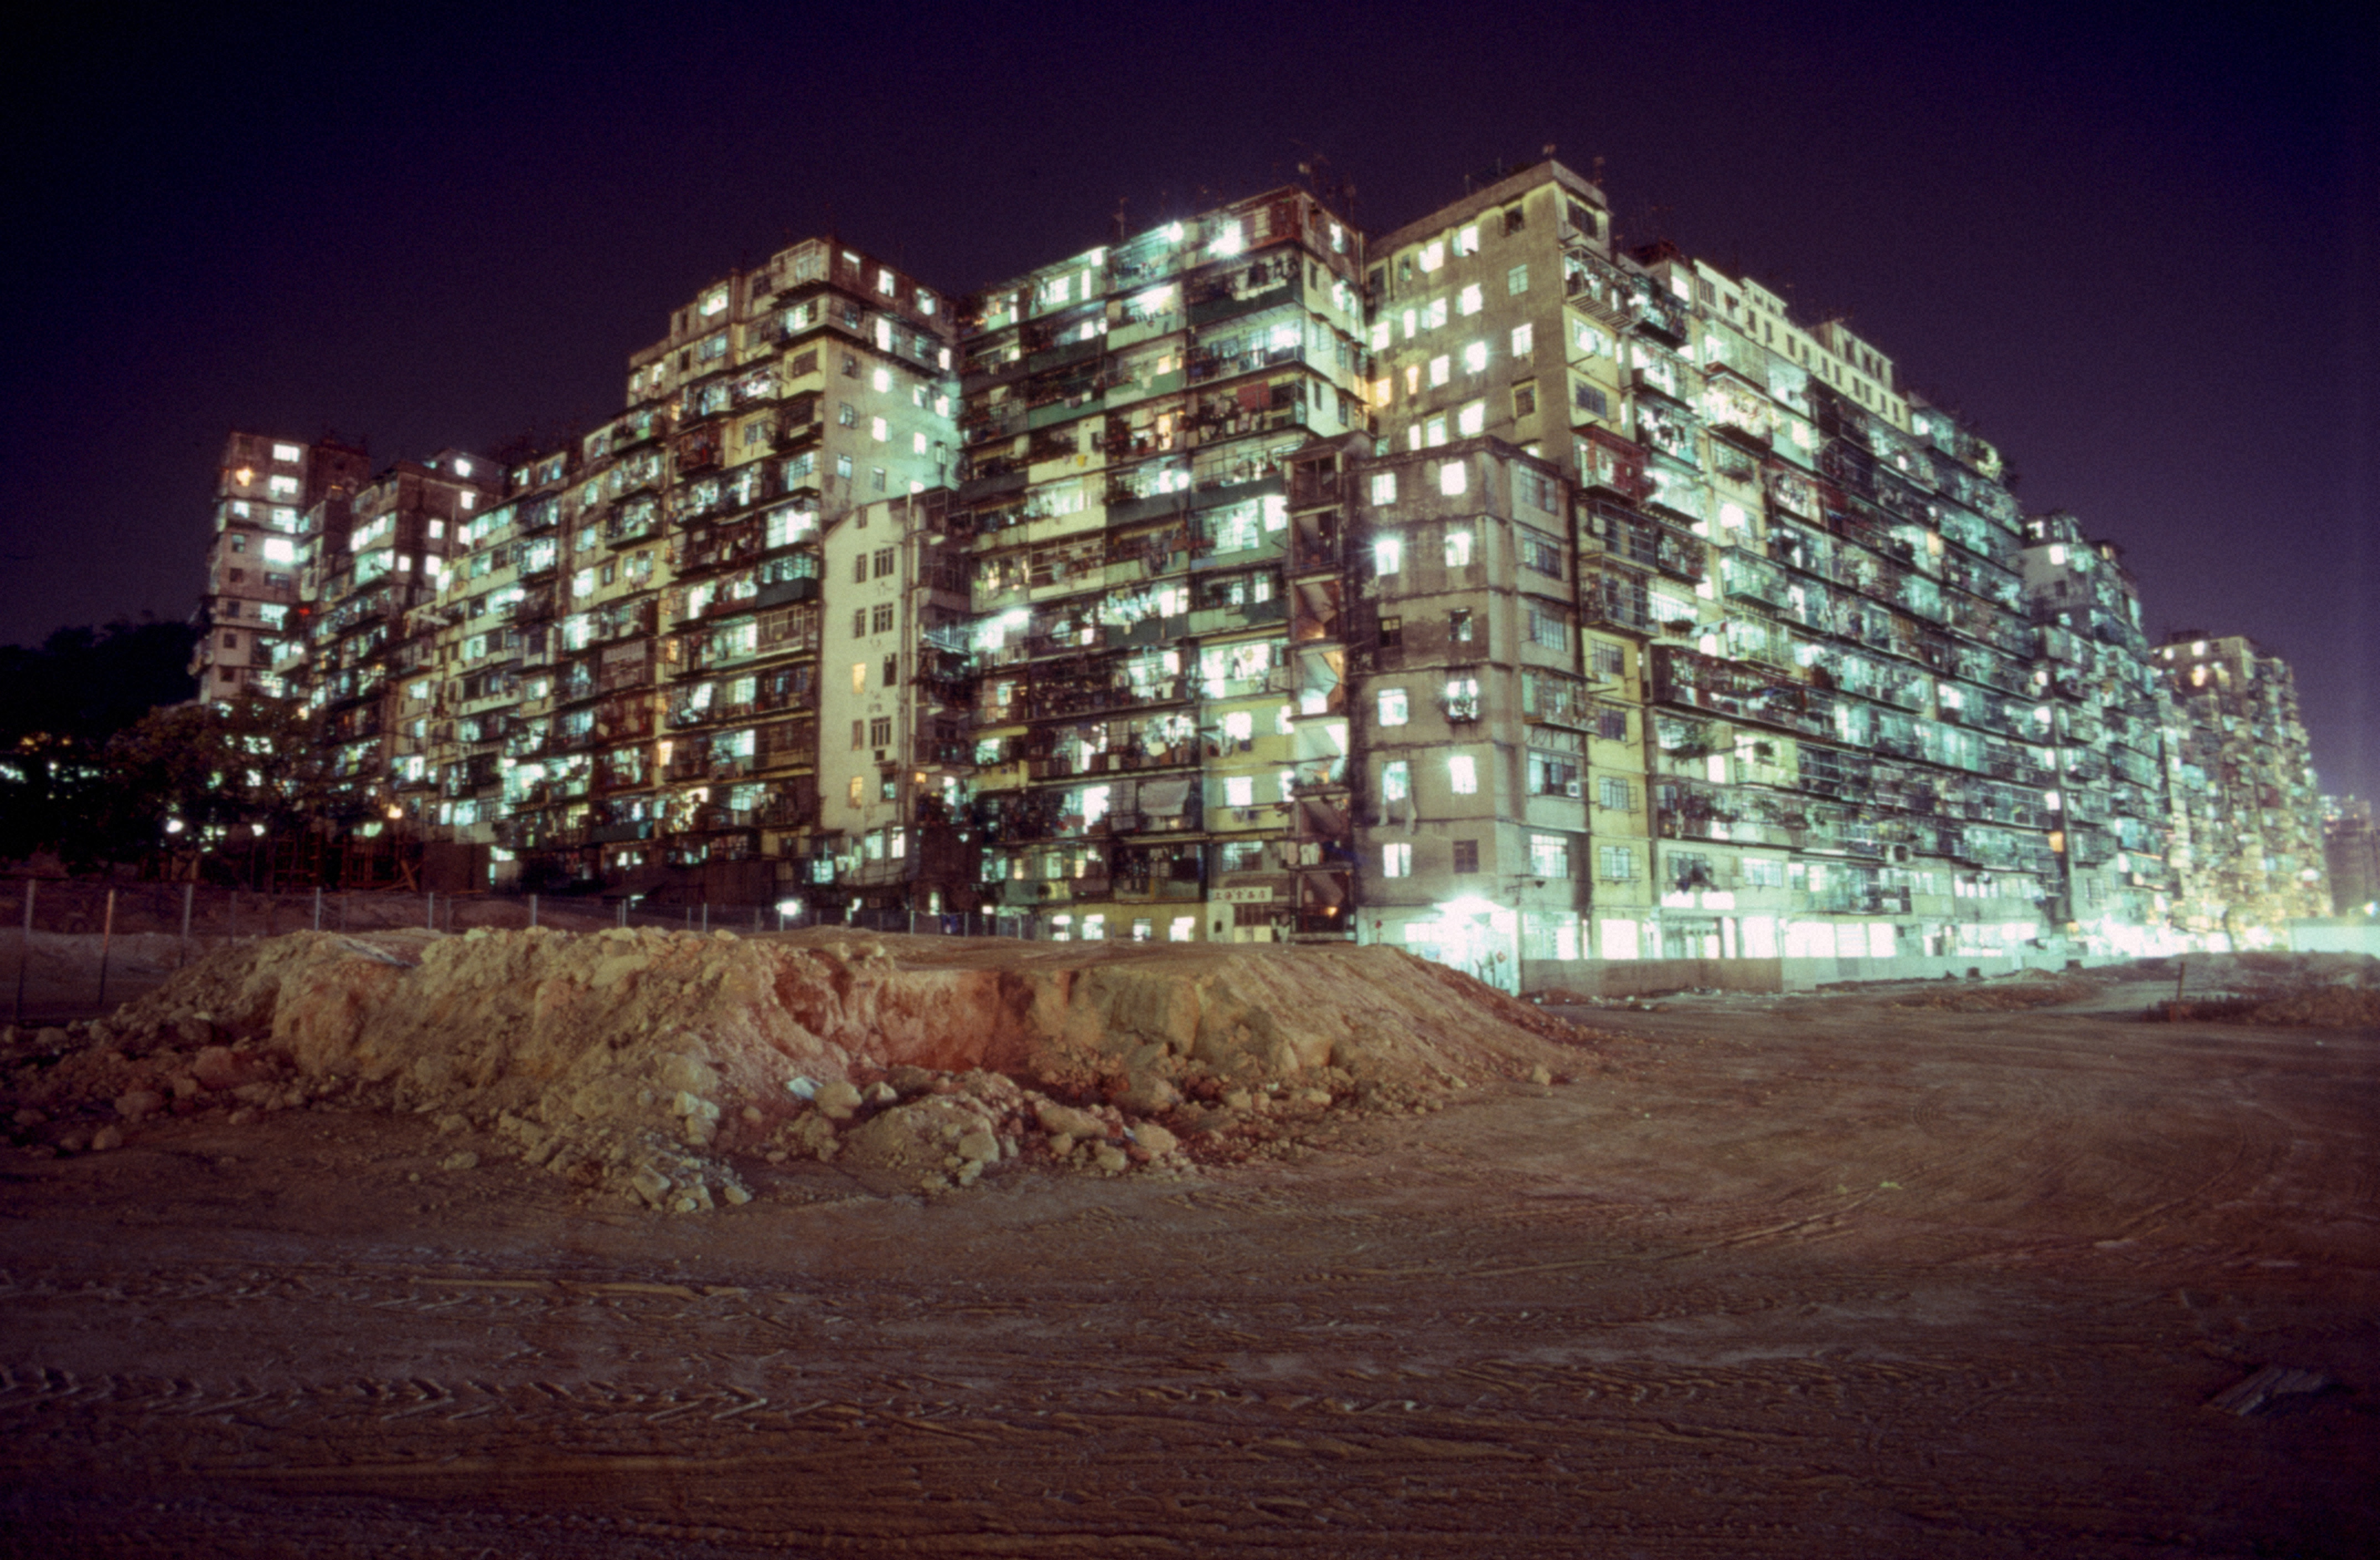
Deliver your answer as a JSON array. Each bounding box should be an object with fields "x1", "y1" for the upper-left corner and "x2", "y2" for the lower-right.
[
  {"x1": 107, "y1": 694, "x2": 360, "y2": 877},
  {"x1": 0, "y1": 620, "x2": 199, "y2": 866}
]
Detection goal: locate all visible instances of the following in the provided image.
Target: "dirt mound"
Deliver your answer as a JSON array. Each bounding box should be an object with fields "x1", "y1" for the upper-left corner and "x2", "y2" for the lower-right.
[
  {"x1": 1891, "y1": 972, "x2": 2095, "y2": 1012},
  {"x1": 2243, "y1": 987, "x2": 2380, "y2": 1027},
  {"x1": 4, "y1": 928, "x2": 1587, "y2": 1207}
]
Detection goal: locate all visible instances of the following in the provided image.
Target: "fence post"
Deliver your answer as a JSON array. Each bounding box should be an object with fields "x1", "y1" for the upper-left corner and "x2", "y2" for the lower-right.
[
  {"x1": 179, "y1": 882, "x2": 193, "y2": 970},
  {"x1": 313, "y1": 886, "x2": 323, "y2": 931},
  {"x1": 617, "y1": 899, "x2": 627, "y2": 929},
  {"x1": 12, "y1": 879, "x2": 32, "y2": 1027},
  {"x1": 529, "y1": 893, "x2": 539, "y2": 930},
  {"x1": 427, "y1": 892, "x2": 436, "y2": 931},
  {"x1": 96, "y1": 889, "x2": 116, "y2": 1014},
  {"x1": 701, "y1": 903, "x2": 709, "y2": 935},
  {"x1": 753, "y1": 906, "x2": 762, "y2": 935}
]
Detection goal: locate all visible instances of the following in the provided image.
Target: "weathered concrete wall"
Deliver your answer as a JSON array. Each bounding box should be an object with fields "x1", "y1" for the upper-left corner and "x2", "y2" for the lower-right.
[
  {"x1": 1521, "y1": 950, "x2": 2132, "y2": 997},
  {"x1": 2287, "y1": 919, "x2": 2380, "y2": 956}
]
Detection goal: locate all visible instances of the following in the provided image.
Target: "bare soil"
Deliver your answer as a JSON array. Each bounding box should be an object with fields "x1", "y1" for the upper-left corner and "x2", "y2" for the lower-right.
[{"x1": 2, "y1": 972, "x2": 2374, "y2": 1557}]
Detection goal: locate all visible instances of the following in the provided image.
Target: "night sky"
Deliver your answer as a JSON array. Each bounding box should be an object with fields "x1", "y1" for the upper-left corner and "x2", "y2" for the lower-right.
[{"x1": 5, "y1": 2, "x2": 2372, "y2": 796}]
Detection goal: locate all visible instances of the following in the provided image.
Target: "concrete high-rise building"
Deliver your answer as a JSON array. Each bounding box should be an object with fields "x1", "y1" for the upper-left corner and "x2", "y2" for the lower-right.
[
  {"x1": 2153, "y1": 632, "x2": 2329, "y2": 945},
  {"x1": 949, "y1": 189, "x2": 1371, "y2": 945},
  {"x1": 2018, "y1": 513, "x2": 2181, "y2": 953},
  {"x1": 1364, "y1": 161, "x2": 2062, "y2": 974},
  {"x1": 2321, "y1": 796, "x2": 2378, "y2": 916},
  {"x1": 186, "y1": 159, "x2": 2342, "y2": 967},
  {"x1": 195, "y1": 431, "x2": 369, "y2": 700}
]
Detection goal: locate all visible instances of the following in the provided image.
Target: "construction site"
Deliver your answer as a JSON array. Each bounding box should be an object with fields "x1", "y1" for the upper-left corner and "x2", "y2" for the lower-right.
[{"x1": 1, "y1": 919, "x2": 2373, "y2": 1557}]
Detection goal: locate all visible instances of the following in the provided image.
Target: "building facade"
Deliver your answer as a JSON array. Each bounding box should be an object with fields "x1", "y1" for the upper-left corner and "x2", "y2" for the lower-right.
[
  {"x1": 195, "y1": 431, "x2": 370, "y2": 701},
  {"x1": 2154, "y1": 632, "x2": 2330, "y2": 944},
  {"x1": 189, "y1": 164, "x2": 2322, "y2": 961}
]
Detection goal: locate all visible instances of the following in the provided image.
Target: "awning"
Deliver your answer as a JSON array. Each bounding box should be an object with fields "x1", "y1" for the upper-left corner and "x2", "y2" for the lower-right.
[{"x1": 1139, "y1": 776, "x2": 1194, "y2": 814}]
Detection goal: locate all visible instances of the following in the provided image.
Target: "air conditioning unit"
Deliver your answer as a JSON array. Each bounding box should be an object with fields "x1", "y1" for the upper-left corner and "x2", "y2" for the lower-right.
[
  {"x1": 1885, "y1": 843, "x2": 1911, "y2": 864},
  {"x1": 1563, "y1": 780, "x2": 1584, "y2": 798}
]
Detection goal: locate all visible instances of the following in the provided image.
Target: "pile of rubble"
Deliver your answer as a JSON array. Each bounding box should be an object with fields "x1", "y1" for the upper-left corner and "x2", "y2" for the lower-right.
[{"x1": 3, "y1": 926, "x2": 1589, "y2": 1209}]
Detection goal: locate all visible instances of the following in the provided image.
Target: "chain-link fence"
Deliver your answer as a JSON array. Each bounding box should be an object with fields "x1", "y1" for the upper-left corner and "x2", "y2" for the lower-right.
[{"x1": 3, "y1": 877, "x2": 1059, "y2": 1024}]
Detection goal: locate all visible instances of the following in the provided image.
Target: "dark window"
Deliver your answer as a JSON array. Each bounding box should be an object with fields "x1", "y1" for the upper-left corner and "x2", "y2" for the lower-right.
[
  {"x1": 1452, "y1": 840, "x2": 1479, "y2": 873},
  {"x1": 1377, "y1": 615, "x2": 1402, "y2": 648}
]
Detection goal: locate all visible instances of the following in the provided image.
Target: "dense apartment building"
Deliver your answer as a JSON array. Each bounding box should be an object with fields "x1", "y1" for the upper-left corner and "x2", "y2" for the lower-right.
[
  {"x1": 192, "y1": 159, "x2": 2321, "y2": 961},
  {"x1": 302, "y1": 453, "x2": 493, "y2": 802},
  {"x1": 2154, "y1": 632, "x2": 2329, "y2": 943},
  {"x1": 2018, "y1": 513, "x2": 2177, "y2": 952},
  {"x1": 195, "y1": 432, "x2": 370, "y2": 699},
  {"x1": 1359, "y1": 162, "x2": 2079, "y2": 970},
  {"x1": 2321, "y1": 796, "x2": 2378, "y2": 916},
  {"x1": 948, "y1": 190, "x2": 1372, "y2": 944},
  {"x1": 359, "y1": 240, "x2": 959, "y2": 896}
]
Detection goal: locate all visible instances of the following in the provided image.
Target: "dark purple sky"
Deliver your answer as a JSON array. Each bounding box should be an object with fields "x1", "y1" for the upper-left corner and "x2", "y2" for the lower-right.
[{"x1": 4, "y1": 2, "x2": 2372, "y2": 796}]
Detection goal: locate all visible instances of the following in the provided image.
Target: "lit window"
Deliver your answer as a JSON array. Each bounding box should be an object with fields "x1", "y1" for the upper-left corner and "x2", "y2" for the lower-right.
[
  {"x1": 1454, "y1": 225, "x2": 1480, "y2": 257},
  {"x1": 1444, "y1": 529, "x2": 1473, "y2": 567},
  {"x1": 871, "y1": 417, "x2": 888, "y2": 442},
  {"x1": 1383, "y1": 842, "x2": 1413, "y2": 877},
  {"x1": 1449, "y1": 754, "x2": 1478, "y2": 794},
  {"x1": 1511, "y1": 323, "x2": 1534, "y2": 357},
  {"x1": 1370, "y1": 471, "x2": 1397, "y2": 505},
  {"x1": 1403, "y1": 364, "x2": 1421, "y2": 395},
  {"x1": 1426, "y1": 297, "x2": 1448, "y2": 329},
  {"x1": 1378, "y1": 688, "x2": 1410, "y2": 727},
  {"x1": 1402, "y1": 308, "x2": 1418, "y2": 340},
  {"x1": 871, "y1": 367, "x2": 891, "y2": 393},
  {"x1": 1462, "y1": 341, "x2": 1487, "y2": 376},
  {"x1": 1457, "y1": 401, "x2": 1485, "y2": 437},
  {"x1": 1507, "y1": 263, "x2": 1529, "y2": 295},
  {"x1": 261, "y1": 537, "x2": 295, "y2": 564},
  {"x1": 1418, "y1": 240, "x2": 1445, "y2": 272},
  {"x1": 851, "y1": 662, "x2": 867, "y2": 694},
  {"x1": 1458, "y1": 283, "x2": 1483, "y2": 316},
  {"x1": 1439, "y1": 460, "x2": 1468, "y2": 496},
  {"x1": 1223, "y1": 775, "x2": 1255, "y2": 807},
  {"x1": 1424, "y1": 416, "x2": 1448, "y2": 447},
  {"x1": 1382, "y1": 760, "x2": 1410, "y2": 801},
  {"x1": 1374, "y1": 536, "x2": 1402, "y2": 575},
  {"x1": 1531, "y1": 834, "x2": 1570, "y2": 878},
  {"x1": 271, "y1": 442, "x2": 301, "y2": 463},
  {"x1": 1429, "y1": 354, "x2": 1450, "y2": 388},
  {"x1": 2048, "y1": 543, "x2": 2067, "y2": 564},
  {"x1": 1223, "y1": 710, "x2": 1254, "y2": 744}
]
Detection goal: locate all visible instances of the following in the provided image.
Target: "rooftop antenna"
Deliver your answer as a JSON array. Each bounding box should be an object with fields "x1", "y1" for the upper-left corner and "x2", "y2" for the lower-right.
[{"x1": 1112, "y1": 194, "x2": 1130, "y2": 243}]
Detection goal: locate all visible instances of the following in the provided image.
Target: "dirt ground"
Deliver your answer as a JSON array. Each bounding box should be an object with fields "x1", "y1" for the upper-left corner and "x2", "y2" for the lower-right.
[{"x1": 2, "y1": 972, "x2": 2373, "y2": 1557}]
